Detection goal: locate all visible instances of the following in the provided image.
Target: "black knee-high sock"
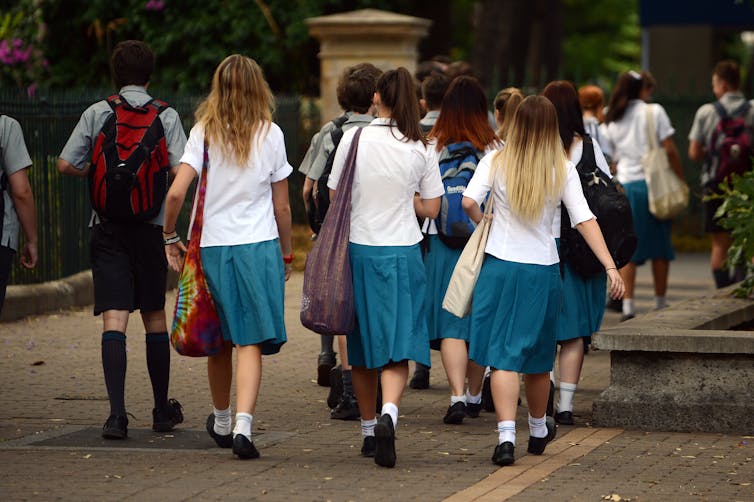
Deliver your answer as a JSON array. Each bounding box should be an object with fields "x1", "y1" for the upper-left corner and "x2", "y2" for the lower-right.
[
  {"x1": 713, "y1": 268, "x2": 734, "y2": 289},
  {"x1": 342, "y1": 368, "x2": 354, "y2": 396},
  {"x1": 145, "y1": 332, "x2": 170, "y2": 410},
  {"x1": 102, "y1": 331, "x2": 127, "y2": 416},
  {"x1": 320, "y1": 335, "x2": 335, "y2": 354}
]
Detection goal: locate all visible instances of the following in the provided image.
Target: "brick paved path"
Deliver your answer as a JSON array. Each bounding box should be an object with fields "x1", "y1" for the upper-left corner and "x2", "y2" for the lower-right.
[{"x1": 0, "y1": 253, "x2": 751, "y2": 501}]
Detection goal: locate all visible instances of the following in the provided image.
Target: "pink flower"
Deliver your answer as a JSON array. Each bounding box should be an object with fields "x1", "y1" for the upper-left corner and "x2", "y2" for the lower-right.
[
  {"x1": 145, "y1": 0, "x2": 165, "y2": 11},
  {"x1": 27, "y1": 83, "x2": 37, "y2": 98}
]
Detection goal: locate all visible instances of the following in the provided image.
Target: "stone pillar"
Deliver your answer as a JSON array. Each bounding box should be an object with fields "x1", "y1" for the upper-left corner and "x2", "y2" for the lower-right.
[{"x1": 306, "y1": 9, "x2": 431, "y2": 125}]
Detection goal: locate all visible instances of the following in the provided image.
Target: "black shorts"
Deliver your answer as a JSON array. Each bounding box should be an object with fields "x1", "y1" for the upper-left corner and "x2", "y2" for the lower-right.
[
  {"x1": 90, "y1": 221, "x2": 167, "y2": 315},
  {"x1": 702, "y1": 186, "x2": 727, "y2": 234}
]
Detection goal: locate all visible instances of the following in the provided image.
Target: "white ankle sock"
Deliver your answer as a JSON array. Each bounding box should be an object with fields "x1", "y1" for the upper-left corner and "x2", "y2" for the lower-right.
[
  {"x1": 557, "y1": 382, "x2": 577, "y2": 413},
  {"x1": 549, "y1": 370, "x2": 555, "y2": 384},
  {"x1": 450, "y1": 394, "x2": 466, "y2": 405},
  {"x1": 361, "y1": 418, "x2": 377, "y2": 438},
  {"x1": 465, "y1": 390, "x2": 482, "y2": 405},
  {"x1": 213, "y1": 406, "x2": 232, "y2": 435},
  {"x1": 497, "y1": 420, "x2": 516, "y2": 445},
  {"x1": 622, "y1": 298, "x2": 635, "y2": 316},
  {"x1": 528, "y1": 414, "x2": 547, "y2": 438},
  {"x1": 233, "y1": 413, "x2": 253, "y2": 440},
  {"x1": 655, "y1": 296, "x2": 667, "y2": 310},
  {"x1": 381, "y1": 402, "x2": 399, "y2": 429}
]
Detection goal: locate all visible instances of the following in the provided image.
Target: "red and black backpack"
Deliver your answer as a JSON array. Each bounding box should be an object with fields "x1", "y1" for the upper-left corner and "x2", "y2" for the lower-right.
[{"x1": 89, "y1": 94, "x2": 170, "y2": 223}]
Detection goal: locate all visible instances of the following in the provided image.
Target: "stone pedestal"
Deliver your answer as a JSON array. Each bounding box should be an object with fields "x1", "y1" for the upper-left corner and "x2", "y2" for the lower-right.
[
  {"x1": 306, "y1": 9, "x2": 431, "y2": 125},
  {"x1": 592, "y1": 289, "x2": 754, "y2": 434}
]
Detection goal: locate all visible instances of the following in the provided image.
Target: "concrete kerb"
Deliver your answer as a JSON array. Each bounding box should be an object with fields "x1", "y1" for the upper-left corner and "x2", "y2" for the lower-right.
[{"x1": 1, "y1": 270, "x2": 94, "y2": 323}]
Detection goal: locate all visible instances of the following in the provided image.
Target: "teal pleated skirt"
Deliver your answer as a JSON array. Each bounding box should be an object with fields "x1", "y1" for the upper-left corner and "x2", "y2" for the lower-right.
[
  {"x1": 347, "y1": 242, "x2": 431, "y2": 369},
  {"x1": 556, "y1": 262, "x2": 606, "y2": 343},
  {"x1": 201, "y1": 239, "x2": 287, "y2": 354},
  {"x1": 469, "y1": 255, "x2": 561, "y2": 374},
  {"x1": 623, "y1": 180, "x2": 675, "y2": 265},
  {"x1": 424, "y1": 235, "x2": 471, "y2": 350}
]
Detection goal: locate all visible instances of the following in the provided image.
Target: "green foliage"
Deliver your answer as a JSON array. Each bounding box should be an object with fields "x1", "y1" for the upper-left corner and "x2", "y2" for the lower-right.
[
  {"x1": 714, "y1": 170, "x2": 754, "y2": 298},
  {"x1": 0, "y1": 0, "x2": 48, "y2": 91},
  {"x1": 561, "y1": 0, "x2": 641, "y2": 88}
]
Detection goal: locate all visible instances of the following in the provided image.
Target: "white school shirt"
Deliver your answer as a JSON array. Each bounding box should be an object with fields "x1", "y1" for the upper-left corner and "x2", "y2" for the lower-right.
[
  {"x1": 180, "y1": 122, "x2": 293, "y2": 247},
  {"x1": 463, "y1": 152, "x2": 595, "y2": 266},
  {"x1": 327, "y1": 118, "x2": 445, "y2": 246},
  {"x1": 551, "y1": 136, "x2": 612, "y2": 238},
  {"x1": 602, "y1": 100, "x2": 675, "y2": 184}
]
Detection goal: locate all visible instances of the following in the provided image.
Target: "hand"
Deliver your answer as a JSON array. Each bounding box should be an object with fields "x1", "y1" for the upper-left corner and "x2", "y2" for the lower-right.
[
  {"x1": 165, "y1": 240, "x2": 187, "y2": 272},
  {"x1": 606, "y1": 268, "x2": 625, "y2": 300},
  {"x1": 284, "y1": 264, "x2": 292, "y2": 282},
  {"x1": 20, "y1": 241, "x2": 37, "y2": 269}
]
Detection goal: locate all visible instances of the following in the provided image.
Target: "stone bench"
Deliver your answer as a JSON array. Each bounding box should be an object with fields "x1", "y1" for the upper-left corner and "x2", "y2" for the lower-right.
[{"x1": 592, "y1": 288, "x2": 754, "y2": 434}]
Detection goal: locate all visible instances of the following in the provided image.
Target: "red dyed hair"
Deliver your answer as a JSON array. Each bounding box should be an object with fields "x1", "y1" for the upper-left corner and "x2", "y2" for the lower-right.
[{"x1": 430, "y1": 76, "x2": 498, "y2": 151}]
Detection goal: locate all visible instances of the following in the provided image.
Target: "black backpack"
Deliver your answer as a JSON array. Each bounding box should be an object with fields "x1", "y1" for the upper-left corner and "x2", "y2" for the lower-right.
[
  {"x1": 311, "y1": 114, "x2": 350, "y2": 233},
  {"x1": 560, "y1": 135, "x2": 637, "y2": 278}
]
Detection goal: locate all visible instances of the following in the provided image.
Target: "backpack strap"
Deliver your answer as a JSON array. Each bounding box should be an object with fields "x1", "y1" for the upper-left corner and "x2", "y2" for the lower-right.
[
  {"x1": 713, "y1": 100, "x2": 728, "y2": 120},
  {"x1": 580, "y1": 134, "x2": 596, "y2": 169}
]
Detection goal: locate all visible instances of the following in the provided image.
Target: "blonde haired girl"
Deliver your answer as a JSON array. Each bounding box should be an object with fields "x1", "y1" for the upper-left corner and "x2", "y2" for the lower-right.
[
  {"x1": 461, "y1": 95, "x2": 623, "y2": 466},
  {"x1": 163, "y1": 54, "x2": 293, "y2": 460},
  {"x1": 493, "y1": 87, "x2": 525, "y2": 141}
]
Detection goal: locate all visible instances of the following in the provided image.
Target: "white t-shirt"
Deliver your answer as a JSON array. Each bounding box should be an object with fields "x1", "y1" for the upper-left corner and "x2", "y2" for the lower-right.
[
  {"x1": 602, "y1": 100, "x2": 675, "y2": 184},
  {"x1": 328, "y1": 118, "x2": 445, "y2": 246},
  {"x1": 180, "y1": 122, "x2": 293, "y2": 247},
  {"x1": 552, "y1": 136, "x2": 612, "y2": 238},
  {"x1": 463, "y1": 152, "x2": 595, "y2": 266}
]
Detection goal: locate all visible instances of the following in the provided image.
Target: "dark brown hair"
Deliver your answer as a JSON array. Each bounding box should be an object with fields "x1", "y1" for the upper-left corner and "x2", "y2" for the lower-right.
[
  {"x1": 431, "y1": 76, "x2": 497, "y2": 151},
  {"x1": 605, "y1": 71, "x2": 643, "y2": 123},
  {"x1": 336, "y1": 63, "x2": 382, "y2": 114},
  {"x1": 377, "y1": 67, "x2": 426, "y2": 144},
  {"x1": 111, "y1": 40, "x2": 154, "y2": 89},
  {"x1": 421, "y1": 71, "x2": 451, "y2": 111},
  {"x1": 542, "y1": 80, "x2": 585, "y2": 151},
  {"x1": 714, "y1": 60, "x2": 740, "y2": 89}
]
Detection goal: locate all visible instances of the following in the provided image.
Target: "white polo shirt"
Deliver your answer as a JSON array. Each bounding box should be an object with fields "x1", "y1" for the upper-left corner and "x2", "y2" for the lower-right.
[
  {"x1": 180, "y1": 122, "x2": 293, "y2": 247},
  {"x1": 602, "y1": 100, "x2": 675, "y2": 184},
  {"x1": 464, "y1": 151, "x2": 595, "y2": 265},
  {"x1": 328, "y1": 118, "x2": 444, "y2": 246}
]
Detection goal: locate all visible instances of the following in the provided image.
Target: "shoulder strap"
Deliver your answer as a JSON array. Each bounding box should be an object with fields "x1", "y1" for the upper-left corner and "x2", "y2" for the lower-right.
[
  {"x1": 730, "y1": 100, "x2": 750, "y2": 118},
  {"x1": 579, "y1": 134, "x2": 596, "y2": 169},
  {"x1": 332, "y1": 114, "x2": 349, "y2": 129},
  {"x1": 105, "y1": 94, "x2": 123, "y2": 113},
  {"x1": 645, "y1": 104, "x2": 658, "y2": 149},
  {"x1": 713, "y1": 100, "x2": 728, "y2": 120}
]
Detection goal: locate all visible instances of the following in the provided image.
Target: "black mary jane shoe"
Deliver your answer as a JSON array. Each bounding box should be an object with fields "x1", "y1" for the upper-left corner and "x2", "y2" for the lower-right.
[
  {"x1": 232, "y1": 434, "x2": 260, "y2": 459},
  {"x1": 554, "y1": 410, "x2": 574, "y2": 425},
  {"x1": 361, "y1": 436, "x2": 376, "y2": 457},
  {"x1": 527, "y1": 418, "x2": 557, "y2": 455},
  {"x1": 206, "y1": 414, "x2": 233, "y2": 448},
  {"x1": 492, "y1": 441, "x2": 515, "y2": 466}
]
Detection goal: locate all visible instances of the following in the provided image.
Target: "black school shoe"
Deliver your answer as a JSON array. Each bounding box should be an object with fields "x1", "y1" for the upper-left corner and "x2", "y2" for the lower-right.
[
  {"x1": 102, "y1": 414, "x2": 128, "y2": 440},
  {"x1": 152, "y1": 398, "x2": 184, "y2": 432},
  {"x1": 492, "y1": 441, "x2": 515, "y2": 466},
  {"x1": 408, "y1": 367, "x2": 430, "y2": 389},
  {"x1": 443, "y1": 401, "x2": 466, "y2": 424},
  {"x1": 481, "y1": 375, "x2": 495, "y2": 412},
  {"x1": 361, "y1": 436, "x2": 376, "y2": 457},
  {"x1": 374, "y1": 414, "x2": 396, "y2": 468},
  {"x1": 327, "y1": 365, "x2": 343, "y2": 409},
  {"x1": 554, "y1": 411, "x2": 574, "y2": 425},
  {"x1": 317, "y1": 351, "x2": 337, "y2": 387},
  {"x1": 206, "y1": 414, "x2": 233, "y2": 448},
  {"x1": 466, "y1": 402, "x2": 482, "y2": 418},
  {"x1": 527, "y1": 417, "x2": 557, "y2": 455},
  {"x1": 331, "y1": 393, "x2": 360, "y2": 421},
  {"x1": 233, "y1": 434, "x2": 260, "y2": 459}
]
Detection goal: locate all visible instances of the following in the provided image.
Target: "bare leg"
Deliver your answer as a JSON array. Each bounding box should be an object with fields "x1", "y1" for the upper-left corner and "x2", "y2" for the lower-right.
[
  {"x1": 523, "y1": 373, "x2": 550, "y2": 419},
  {"x1": 380, "y1": 361, "x2": 409, "y2": 407},
  {"x1": 440, "y1": 338, "x2": 468, "y2": 397},
  {"x1": 338, "y1": 335, "x2": 351, "y2": 370},
  {"x1": 466, "y1": 360, "x2": 485, "y2": 396},
  {"x1": 651, "y1": 259, "x2": 669, "y2": 297},
  {"x1": 234, "y1": 344, "x2": 262, "y2": 415},
  {"x1": 620, "y1": 262, "x2": 637, "y2": 300},
  {"x1": 352, "y1": 366, "x2": 379, "y2": 420},
  {"x1": 491, "y1": 369, "x2": 520, "y2": 422},
  {"x1": 207, "y1": 341, "x2": 233, "y2": 410},
  {"x1": 557, "y1": 338, "x2": 585, "y2": 385},
  {"x1": 710, "y1": 232, "x2": 732, "y2": 271}
]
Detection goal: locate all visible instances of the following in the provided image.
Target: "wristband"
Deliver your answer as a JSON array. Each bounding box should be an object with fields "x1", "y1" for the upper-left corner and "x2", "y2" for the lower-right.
[
  {"x1": 164, "y1": 235, "x2": 181, "y2": 245},
  {"x1": 283, "y1": 253, "x2": 294, "y2": 264},
  {"x1": 162, "y1": 228, "x2": 176, "y2": 234}
]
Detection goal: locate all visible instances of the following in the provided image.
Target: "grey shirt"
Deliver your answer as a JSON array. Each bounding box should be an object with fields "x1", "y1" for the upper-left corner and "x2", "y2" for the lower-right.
[
  {"x1": 1, "y1": 115, "x2": 33, "y2": 250},
  {"x1": 59, "y1": 85, "x2": 188, "y2": 225},
  {"x1": 305, "y1": 112, "x2": 374, "y2": 181},
  {"x1": 688, "y1": 91, "x2": 754, "y2": 185}
]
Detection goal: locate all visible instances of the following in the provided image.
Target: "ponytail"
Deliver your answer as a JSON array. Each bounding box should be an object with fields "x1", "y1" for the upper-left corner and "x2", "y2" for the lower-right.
[{"x1": 376, "y1": 67, "x2": 426, "y2": 145}]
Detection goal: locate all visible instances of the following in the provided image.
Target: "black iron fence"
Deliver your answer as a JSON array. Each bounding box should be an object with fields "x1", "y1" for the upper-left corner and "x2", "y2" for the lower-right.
[{"x1": 2, "y1": 88, "x2": 318, "y2": 285}]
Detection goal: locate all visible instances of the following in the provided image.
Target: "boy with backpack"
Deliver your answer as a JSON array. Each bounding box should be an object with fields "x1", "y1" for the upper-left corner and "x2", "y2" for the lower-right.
[
  {"x1": 0, "y1": 115, "x2": 38, "y2": 312},
  {"x1": 56, "y1": 40, "x2": 187, "y2": 439},
  {"x1": 299, "y1": 63, "x2": 382, "y2": 420},
  {"x1": 688, "y1": 60, "x2": 754, "y2": 288}
]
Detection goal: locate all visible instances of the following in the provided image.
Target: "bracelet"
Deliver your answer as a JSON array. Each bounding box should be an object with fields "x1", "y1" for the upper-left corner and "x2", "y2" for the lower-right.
[
  {"x1": 283, "y1": 253, "x2": 294, "y2": 264},
  {"x1": 606, "y1": 267, "x2": 617, "y2": 272},
  {"x1": 162, "y1": 228, "x2": 176, "y2": 234},
  {"x1": 164, "y1": 235, "x2": 181, "y2": 245}
]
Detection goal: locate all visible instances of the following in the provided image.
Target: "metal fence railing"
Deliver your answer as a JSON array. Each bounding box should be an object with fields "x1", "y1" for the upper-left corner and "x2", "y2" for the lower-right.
[{"x1": 2, "y1": 88, "x2": 317, "y2": 285}]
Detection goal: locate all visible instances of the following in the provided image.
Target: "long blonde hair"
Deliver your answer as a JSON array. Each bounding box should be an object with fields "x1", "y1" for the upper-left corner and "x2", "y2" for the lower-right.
[
  {"x1": 493, "y1": 87, "x2": 524, "y2": 141},
  {"x1": 195, "y1": 54, "x2": 275, "y2": 165},
  {"x1": 492, "y1": 95, "x2": 567, "y2": 223}
]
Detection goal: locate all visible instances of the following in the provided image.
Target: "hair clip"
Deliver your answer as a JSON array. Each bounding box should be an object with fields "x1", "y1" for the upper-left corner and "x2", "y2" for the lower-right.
[{"x1": 628, "y1": 70, "x2": 642, "y2": 80}]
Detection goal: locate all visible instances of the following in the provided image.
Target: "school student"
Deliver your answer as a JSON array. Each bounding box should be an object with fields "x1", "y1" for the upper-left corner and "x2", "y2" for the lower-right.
[
  {"x1": 425, "y1": 76, "x2": 499, "y2": 424},
  {"x1": 327, "y1": 67, "x2": 444, "y2": 468},
  {"x1": 492, "y1": 87, "x2": 524, "y2": 141},
  {"x1": 542, "y1": 81, "x2": 613, "y2": 425},
  {"x1": 57, "y1": 40, "x2": 186, "y2": 440},
  {"x1": 462, "y1": 96, "x2": 624, "y2": 466},
  {"x1": 164, "y1": 55, "x2": 292, "y2": 460}
]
